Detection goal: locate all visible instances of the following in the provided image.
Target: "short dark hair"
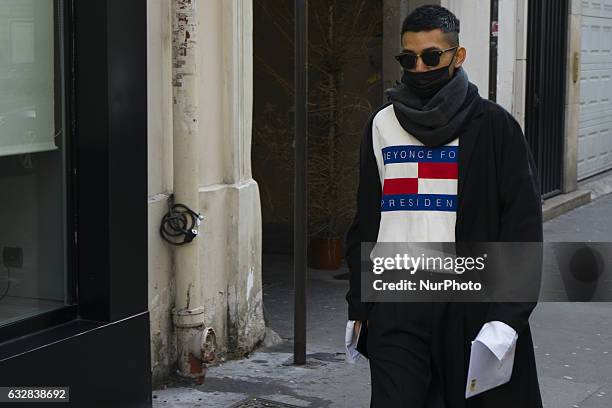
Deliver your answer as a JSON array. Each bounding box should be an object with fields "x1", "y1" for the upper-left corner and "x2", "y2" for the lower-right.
[{"x1": 401, "y1": 5, "x2": 460, "y2": 47}]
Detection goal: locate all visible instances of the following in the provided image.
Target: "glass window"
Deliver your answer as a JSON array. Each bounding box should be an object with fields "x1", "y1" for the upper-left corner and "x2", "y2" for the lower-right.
[{"x1": 0, "y1": 0, "x2": 71, "y2": 328}]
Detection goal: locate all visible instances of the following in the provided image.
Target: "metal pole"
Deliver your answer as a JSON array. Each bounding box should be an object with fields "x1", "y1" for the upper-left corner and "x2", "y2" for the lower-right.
[
  {"x1": 171, "y1": 0, "x2": 209, "y2": 382},
  {"x1": 294, "y1": 0, "x2": 308, "y2": 365},
  {"x1": 488, "y1": 0, "x2": 499, "y2": 102}
]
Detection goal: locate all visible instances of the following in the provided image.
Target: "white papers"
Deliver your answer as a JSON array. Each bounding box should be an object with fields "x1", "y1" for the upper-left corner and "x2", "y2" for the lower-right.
[
  {"x1": 465, "y1": 333, "x2": 517, "y2": 398},
  {"x1": 475, "y1": 321, "x2": 519, "y2": 361},
  {"x1": 344, "y1": 320, "x2": 363, "y2": 363}
]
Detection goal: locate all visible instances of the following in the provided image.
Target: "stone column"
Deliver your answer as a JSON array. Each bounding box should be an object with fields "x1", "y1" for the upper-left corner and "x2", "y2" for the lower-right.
[
  {"x1": 198, "y1": 0, "x2": 265, "y2": 356},
  {"x1": 511, "y1": 0, "x2": 528, "y2": 128},
  {"x1": 563, "y1": 0, "x2": 582, "y2": 193}
]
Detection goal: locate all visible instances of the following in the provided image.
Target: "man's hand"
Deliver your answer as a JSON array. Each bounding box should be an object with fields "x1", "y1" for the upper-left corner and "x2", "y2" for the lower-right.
[{"x1": 354, "y1": 320, "x2": 368, "y2": 336}]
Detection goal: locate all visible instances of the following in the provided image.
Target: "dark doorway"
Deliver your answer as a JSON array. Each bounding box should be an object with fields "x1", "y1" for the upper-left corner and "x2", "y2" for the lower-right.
[
  {"x1": 525, "y1": 0, "x2": 569, "y2": 198},
  {"x1": 252, "y1": 0, "x2": 383, "y2": 361},
  {"x1": 252, "y1": 0, "x2": 383, "y2": 256}
]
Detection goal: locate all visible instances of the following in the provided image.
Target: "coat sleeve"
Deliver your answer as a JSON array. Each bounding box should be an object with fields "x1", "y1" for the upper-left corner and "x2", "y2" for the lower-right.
[
  {"x1": 345, "y1": 112, "x2": 383, "y2": 321},
  {"x1": 485, "y1": 110, "x2": 543, "y2": 334}
]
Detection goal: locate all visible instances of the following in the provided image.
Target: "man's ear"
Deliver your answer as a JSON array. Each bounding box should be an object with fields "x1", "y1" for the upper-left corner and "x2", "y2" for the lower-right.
[{"x1": 455, "y1": 47, "x2": 467, "y2": 68}]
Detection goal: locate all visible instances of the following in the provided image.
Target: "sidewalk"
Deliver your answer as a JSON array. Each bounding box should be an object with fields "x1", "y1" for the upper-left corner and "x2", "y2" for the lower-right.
[{"x1": 153, "y1": 193, "x2": 612, "y2": 408}]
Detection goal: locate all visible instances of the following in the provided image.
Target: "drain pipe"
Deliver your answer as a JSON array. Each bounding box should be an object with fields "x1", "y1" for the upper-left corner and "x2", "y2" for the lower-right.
[{"x1": 171, "y1": 0, "x2": 215, "y2": 383}]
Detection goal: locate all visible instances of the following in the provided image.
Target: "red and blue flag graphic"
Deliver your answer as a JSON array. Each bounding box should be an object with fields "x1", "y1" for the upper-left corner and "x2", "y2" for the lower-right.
[{"x1": 381, "y1": 145, "x2": 458, "y2": 212}]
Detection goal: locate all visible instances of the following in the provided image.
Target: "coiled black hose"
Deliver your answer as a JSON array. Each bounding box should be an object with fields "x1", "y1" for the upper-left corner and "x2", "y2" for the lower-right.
[{"x1": 160, "y1": 194, "x2": 204, "y2": 246}]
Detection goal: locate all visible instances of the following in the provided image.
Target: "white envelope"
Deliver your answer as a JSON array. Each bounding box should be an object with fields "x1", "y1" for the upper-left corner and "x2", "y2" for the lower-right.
[
  {"x1": 344, "y1": 320, "x2": 363, "y2": 364},
  {"x1": 465, "y1": 337, "x2": 516, "y2": 398}
]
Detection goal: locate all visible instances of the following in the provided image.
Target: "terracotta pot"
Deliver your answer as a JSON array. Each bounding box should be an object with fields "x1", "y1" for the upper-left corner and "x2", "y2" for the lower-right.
[{"x1": 309, "y1": 237, "x2": 343, "y2": 270}]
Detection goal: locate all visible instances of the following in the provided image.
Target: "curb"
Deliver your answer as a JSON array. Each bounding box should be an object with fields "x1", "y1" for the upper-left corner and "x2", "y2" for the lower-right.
[
  {"x1": 543, "y1": 189, "x2": 591, "y2": 222},
  {"x1": 543, "y1": 169, "x2": 612, "y2": 222}
]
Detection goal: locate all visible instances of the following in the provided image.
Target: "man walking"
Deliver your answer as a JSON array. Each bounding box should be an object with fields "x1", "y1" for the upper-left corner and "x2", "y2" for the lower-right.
[{"x1": 345, "y1": 5, "x2": 543, "y2": 408}]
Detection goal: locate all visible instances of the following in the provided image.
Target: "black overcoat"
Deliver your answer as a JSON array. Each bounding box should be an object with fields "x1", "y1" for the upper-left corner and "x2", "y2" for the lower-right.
[{"x1": 344, "y1": 95, "x2": 544, "y2": 408}]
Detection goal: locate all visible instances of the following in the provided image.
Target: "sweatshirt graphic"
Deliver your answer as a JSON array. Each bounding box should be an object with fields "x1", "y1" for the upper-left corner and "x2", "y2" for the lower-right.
[{"x1": 372, "y1": 105, "x2": 459, "y2": 243}]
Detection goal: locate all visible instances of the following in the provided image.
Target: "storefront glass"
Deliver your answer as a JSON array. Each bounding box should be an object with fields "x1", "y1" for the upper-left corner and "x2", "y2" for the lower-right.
[{"x1": 0, "y1": 0, "x2": 71, "y2": 328}]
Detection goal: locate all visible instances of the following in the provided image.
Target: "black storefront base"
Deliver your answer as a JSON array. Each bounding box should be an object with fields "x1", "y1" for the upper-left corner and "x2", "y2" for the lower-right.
[
  {"x1": 0, "y1": 0, "x2": 151, "y2": 406},
  {"x1": 0, "y1": 313, "x2": 151, "y2": 407}
]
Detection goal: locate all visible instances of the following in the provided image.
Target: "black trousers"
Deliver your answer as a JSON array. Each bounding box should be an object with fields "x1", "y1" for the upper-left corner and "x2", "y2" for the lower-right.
[{"x1": 367, "y1": 302, "x2": 445, "y2": 408}]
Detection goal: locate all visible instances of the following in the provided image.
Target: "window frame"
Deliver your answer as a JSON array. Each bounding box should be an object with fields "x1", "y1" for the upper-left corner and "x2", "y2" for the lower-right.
[
  {"x1": 0, "y1": 0, "x2": 78, "y2": 344},
  {"x1": 0, "y1": 0, "x2": 149, "y2": 346}
]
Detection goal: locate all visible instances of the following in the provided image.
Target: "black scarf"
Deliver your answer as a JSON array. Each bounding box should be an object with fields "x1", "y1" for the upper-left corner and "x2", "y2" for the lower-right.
[{"x1": 384, "y1": 66, "x2": 481, "y2": 148}]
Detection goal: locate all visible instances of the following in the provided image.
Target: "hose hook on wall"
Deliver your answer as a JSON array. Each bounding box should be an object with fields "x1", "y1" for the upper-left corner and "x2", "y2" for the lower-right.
[{"x1": 160, "y1": 193, "x2": 204, "y2": 246}]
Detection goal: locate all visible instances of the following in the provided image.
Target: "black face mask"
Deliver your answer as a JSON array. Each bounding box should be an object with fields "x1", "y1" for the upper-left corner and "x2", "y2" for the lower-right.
[{"x1": 401, "y1": 58, "x2": 455, "y2": 101}]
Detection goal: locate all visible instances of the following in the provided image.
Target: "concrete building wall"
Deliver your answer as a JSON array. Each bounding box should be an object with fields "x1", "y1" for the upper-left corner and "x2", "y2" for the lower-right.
[
  {"x1": 147, "y1": 0, "x2": 176, "y2": 387},
  {"x1": 197, "y1": 0, "x2": 265, "y2": 358},
  {"x1": 495, "y1": 0, "x2": 529, "y2": 128},
  {"x1": 442, "y1": 0, "x2": 490, "y2": 99},
  {"x1": 497, "y1": 0, "x2": 517, "y2": 114},
  {"x1": 146, "y1": 0, "x2": 265, "y2": 387},
  {"x1": 564, "y1": 0, "x2": 583, "y2": 192},
  {"x1": 511, "y1": 0, "x2": 529, "y2": 128}
]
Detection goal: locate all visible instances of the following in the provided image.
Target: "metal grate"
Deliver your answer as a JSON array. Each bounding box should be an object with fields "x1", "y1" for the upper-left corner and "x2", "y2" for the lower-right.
[
  {"x1": 525, "y1": 0, "x2": 569, "y2": 198},
  {"x1": 230, "y1": 397, "x2": 302, "y2": 408}
]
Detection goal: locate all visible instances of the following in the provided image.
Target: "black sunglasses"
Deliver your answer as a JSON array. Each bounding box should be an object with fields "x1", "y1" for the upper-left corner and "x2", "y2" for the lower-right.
[{"x1": 394, "y1": 46, "x2": 459, "y2": 70}]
